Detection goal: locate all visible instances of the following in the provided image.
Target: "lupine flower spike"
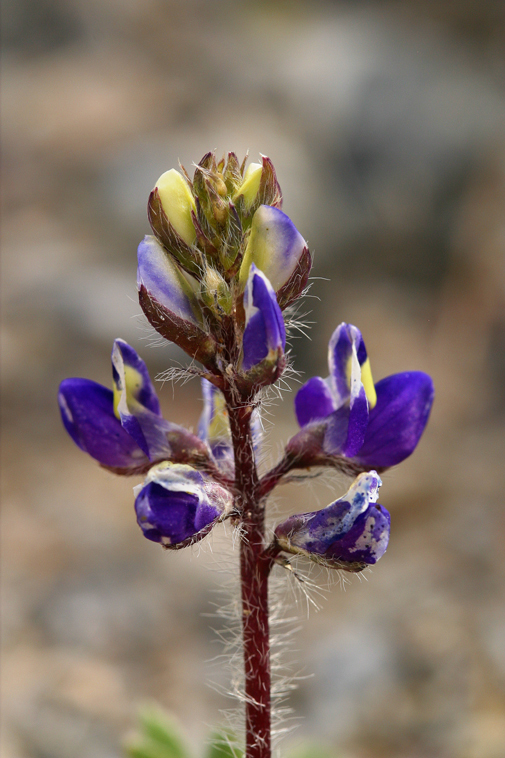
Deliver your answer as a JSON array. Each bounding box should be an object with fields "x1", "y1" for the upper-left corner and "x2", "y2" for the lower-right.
[{"x1": 58, "y1": 152, "x2": 434, "y2": 758}]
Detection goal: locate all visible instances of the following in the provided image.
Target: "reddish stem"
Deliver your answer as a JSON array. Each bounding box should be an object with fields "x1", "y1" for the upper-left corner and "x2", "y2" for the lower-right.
[{"x1": 227, "y1": 396, "x2": 274, "y2": 758}]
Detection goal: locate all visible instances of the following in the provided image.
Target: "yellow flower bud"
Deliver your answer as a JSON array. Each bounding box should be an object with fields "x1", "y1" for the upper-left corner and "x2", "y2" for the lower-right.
[
  {"x1": 234, "y1": 162, "x2": 262, "y2": 209},
  {"x1": 155, "y1": 169, "x2": 197, "y2": 247}
]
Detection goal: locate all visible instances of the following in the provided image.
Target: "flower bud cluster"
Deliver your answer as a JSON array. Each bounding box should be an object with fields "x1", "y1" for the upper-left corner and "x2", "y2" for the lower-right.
[{"x1": 138, "y1": 152, "x2": 311, "y2": 386}]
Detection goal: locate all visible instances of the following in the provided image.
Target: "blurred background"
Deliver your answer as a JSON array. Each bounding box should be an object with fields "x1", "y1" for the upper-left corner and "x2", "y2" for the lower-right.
[{"x1": 2, "y1": 1, "x2": 505, "y2": 756}]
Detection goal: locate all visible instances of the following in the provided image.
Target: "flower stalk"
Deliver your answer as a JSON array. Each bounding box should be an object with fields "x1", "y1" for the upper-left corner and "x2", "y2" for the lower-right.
[{"x1": 226, "y1": 396, "x2": 274, "y2": 758}]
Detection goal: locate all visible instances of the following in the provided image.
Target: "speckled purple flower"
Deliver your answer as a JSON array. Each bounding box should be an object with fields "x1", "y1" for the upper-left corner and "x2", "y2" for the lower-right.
[
  {"x1": 291, "y1": 322, "x2": 434, "y2": 469},
  {"x1": 274, "y1": 471, "x2": 390, "y2": 572}
]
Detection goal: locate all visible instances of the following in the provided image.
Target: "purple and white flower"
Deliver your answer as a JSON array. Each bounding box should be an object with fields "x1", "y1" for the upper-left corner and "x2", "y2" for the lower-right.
[
  {"x1": 137, "y1": 235, "x2": 217, "y2": 367},
  {"x1": 291, "y1": 322, "x2": 434, "y2": 469},
  {"x1": 274, "y1": 471, "x2": 390, "y2": 571},
  {"x1": 198, "y1": 379, "x2": 263, "y2": 470},
  {"x1": 134, "y1": 462, "x2": 233, "y2": 548},
  {"x1": 240, "y1": 205, "x2": 311, "y2": 309},
  {"x1": 198, "y1": 379, "x2": 234, "y2": 467},
  {"x1": 58, "y1": 339, "x2": 209, "y2": 474}
]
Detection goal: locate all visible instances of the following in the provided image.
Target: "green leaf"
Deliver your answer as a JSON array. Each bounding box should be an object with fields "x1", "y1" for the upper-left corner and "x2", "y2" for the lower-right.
[
  {"x1": 124, "y1": 705, "x2": 191, "y2": 758},
  {"x1": 205, "y1": 729, "x2": 243, "y2": 758}
]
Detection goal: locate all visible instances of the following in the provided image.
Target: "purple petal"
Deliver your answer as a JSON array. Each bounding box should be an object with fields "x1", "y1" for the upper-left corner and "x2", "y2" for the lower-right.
[
  {"x1": 328, "y1": 323, "x2": 367, "y2": 406},
  {"x1": 134, "y1": 463, "x2": 232, "y2": 547},
  {"x1": 323, "y1": 405, "x2": 350, "y2": 455},
  {"x1": 58, "y1": 378, "x2": 148, "y2": 469},
  {"x1": 323, "y1": 385, "x2": 368, "y2": 457},
  {"x1": 355, "y1": 372, "x2": 434, "y2": 468},
  {"x1": 275, "y1": 471, "x2": 387, "y2": 568},
  {"x1": 135, "y1": 483, "x2": 216, "y2": 545},
  {"x1": 240, "y1": 205, "x2": 308, "y2": 292},
  {"x1": 295, "y1": 376, "x2": 335, "y2": 427},
  {"x1": 197, "y1": 379, "x2": 233, "y2": 465},
  {"x1": 112, "y1": 340, "x2": 172, "y2": 460},
  {"x1": 307, "y1": 470, "x2": 381, "y2": 542},
  {"x1": 342, "y1": 384, "x2": 369, "y2": 457},
  {"x1": 137, "y1": 235, "x2": 201, "y2": 325},
  {"x1": 326, "y1": 503, "x2": 390, "y2": 564},
  {"x1": 242, "y1": 265, "x2": 286, "y2": 371}
]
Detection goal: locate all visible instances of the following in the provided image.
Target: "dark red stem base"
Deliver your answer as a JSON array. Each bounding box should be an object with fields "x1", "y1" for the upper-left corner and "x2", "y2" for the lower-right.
[{"x1": 227, "y1": 397, "x2": 274, "y2": 758}]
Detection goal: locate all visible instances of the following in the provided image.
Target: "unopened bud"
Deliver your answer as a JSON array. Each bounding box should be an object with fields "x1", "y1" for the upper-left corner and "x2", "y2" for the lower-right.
[
  {"x1": 137, "y1": 236, "x2": 217, "y2": 368},
  {"x1": 154, "y1": 169, "x2": 196, "y2": 246},
  {"x1": 242, "y1": 265, "x2": 286, "y2": 384},
  {"x1": 233, "y1": 156, "x2": 282, "y2": 218},
  {"x1": 235, "y1": 162, "x2": 262, "y2": 209},
  {"x1": 239, "y1": 205, "x2": 311, "y2": 309},
  {"x1": 200, "y1": 268, "x2": 233, "y2": 315}
]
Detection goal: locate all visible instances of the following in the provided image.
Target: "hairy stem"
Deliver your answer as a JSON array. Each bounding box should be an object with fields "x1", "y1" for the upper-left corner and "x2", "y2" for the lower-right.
[{"x1": 227, "y1": 396, "x2": 273, "y2": 758}]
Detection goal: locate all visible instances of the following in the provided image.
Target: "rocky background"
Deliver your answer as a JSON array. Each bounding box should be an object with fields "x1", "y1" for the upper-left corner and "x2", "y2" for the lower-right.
[{"x1": 2, "y1": 1, "x2": 505, "y2": 757}]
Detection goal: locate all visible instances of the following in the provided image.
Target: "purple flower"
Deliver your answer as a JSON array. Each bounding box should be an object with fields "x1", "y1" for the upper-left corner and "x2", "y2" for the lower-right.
[
  {"x1": 58, "y1": 339, "x2": 208, "y2": 474},
  {"x1": 198, "y1": 379, "x2": 234, "y2": 467},
  {"x1": 242, "y1": 265, "x2": 286, "y2": 374},
  {"x1": 134, "y1": 462, "x2": 233, "y2": 548},
  {"x1": 274, "y1": 471, "x2": 390, "y2": 571},
  {"x1": 239, "y1": 205, "x2": 311, "y2": 309},
  {"x1": 137, "y1": 235, "x2": 217, "y2": 367},
  {"x1": 292, "y1": 322, "x2": 434, "y2": 469},
  {"x1": 197, "y1": 379, "x2": 263, "y2": 470}
]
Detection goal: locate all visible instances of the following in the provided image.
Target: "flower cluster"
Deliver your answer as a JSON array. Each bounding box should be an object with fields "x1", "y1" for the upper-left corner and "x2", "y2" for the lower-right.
[{"x1": 58, "y1": 152, "x2": 433, "y2": 568}]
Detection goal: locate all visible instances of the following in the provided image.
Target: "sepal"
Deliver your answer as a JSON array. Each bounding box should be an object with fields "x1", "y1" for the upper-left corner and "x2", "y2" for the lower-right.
[
  {"x1": 134, "y1": 462, "x2": 233, "y2": 548},
  {"x1": 274, "y1": 471, "x2": 390, "y2": 572}
]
